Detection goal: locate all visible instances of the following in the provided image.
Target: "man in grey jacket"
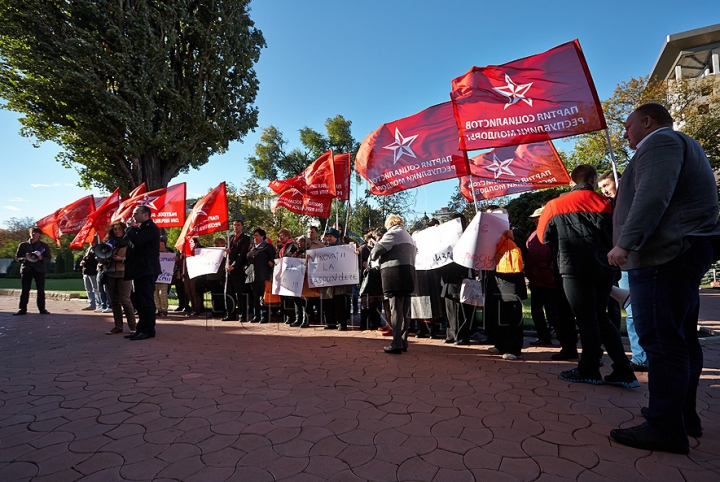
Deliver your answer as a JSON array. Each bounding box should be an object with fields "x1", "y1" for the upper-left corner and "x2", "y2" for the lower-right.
[{"x1": 608, "y1": 103, "x2": 719, "y2": 454}]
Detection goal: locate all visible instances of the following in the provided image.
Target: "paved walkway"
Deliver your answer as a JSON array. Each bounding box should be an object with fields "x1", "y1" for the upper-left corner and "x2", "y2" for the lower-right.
[{"x1": 1, "y1": 291, "x2": 719, "y2": 481}]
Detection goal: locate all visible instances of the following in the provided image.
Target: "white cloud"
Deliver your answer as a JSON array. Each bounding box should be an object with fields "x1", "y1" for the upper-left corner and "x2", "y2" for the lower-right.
[
  {"x1": 30, "y1": 183, "x2": 61, "y2": 188},
  {"x1": 4, "y1": 206, "x2": 21, "y2": 211},
  {"x1": 8, "y1": 198, "x2": 28, "y2": 202}
]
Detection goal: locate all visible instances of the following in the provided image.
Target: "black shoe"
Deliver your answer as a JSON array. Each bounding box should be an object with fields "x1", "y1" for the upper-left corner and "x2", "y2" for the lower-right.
[
  {"x1": 640, "y1": 407, "x2": 702, "y2": 437},
  {"x1": 289, "y1": 320, "x2": 302, "y2": 327},
  {"x1": 415, "y1": 333, "x2": 428, "y2": 338},
  {"x1": 173, "y1": 306, "x2": 185, "y2": 312},
  {"x1": 630, "y1": 362, "x2": 648, "y2": 372},
  {"x1": 529, "y1": 338, "x2": 554, "y2": 347},
  {"x1": 384, "y1": 346, "x2": 403, "y2": 354},
  {"x1": 249, "y1": 317, "x2": 259, "y2": 323},
  {"x1": 299, "y1": 321, "x2": 310, "y2": 328},
  {"x1": 324, "y1": 325, "x2": 337, "y2": 330},
  {"x1": 604, "y1": 370, "x2": 641, "y2": 388},
  {"x1": 610, "y1": 422, "x2": 689, "y2": 454},
  {"x1": 338, "y1": 325, "x2": 347, "y2": 331},
  {"x1": 454, "y1": 340, "x2": 470, "y2": 346},
  {"x1": 123, "y1": 331, "x2": 137, "y2": 339},
  {"x1": 13, "y1": 310, "x2": 27, "y2": 316},
  {"x1": 39, "y1": 310, "x2": 50, "y2": 314},
  {"x1": 443, "y1": 339, "x2": 455, "y2": 344},
  {"x1": 129, "y1": 332, "x2": 155, "y2": 341},
  {"x1": 559, "y1": 368, "x2": 604, "y2": 385},
  {"x1": 551, "y1": 351, "x2": 579, "y2": 361}
]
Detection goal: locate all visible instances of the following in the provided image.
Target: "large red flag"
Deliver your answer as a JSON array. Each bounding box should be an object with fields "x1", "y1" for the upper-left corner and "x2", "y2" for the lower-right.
[
  {"x1": 272, "y1": 188, "x2": 332, "y2": 218},
  {"x1": 451, "y1": 40, "x2": 606, "y2": 151},
  {"x1": 459, "y1": 141, "x2": 570, "y2": 201},
  {"x1": 112, "y1": 183, "x2": 186, "y2": 227},
  {"x1": 175, "y1": 182, "x2": 229, "y2": 257},
  {"x1": 37, "y1": 195, "x2": 96, "y2": 246},
  {"x1": 333, "y1": 153, "x2": 350, "y2": 201},
  {"x1": 268, "y1": 150, "x2": 337, "y2": 199},
  {"x1": 69, "y1": 188, "x2": 122, "y2": 249},
  {"x1": 355, "y1": 102, "x2": 470, "y2": 195}
]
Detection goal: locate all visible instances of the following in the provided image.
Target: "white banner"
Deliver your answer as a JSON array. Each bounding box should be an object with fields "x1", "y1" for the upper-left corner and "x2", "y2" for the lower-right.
[
  {"x1": 185, "y1": 247, "x2": 225, "y2": 279},
  {"x1": 306, "y1": 245, "x2": 359, "y2": 288},
  {"x1": 156, "y1": 252, "x2": 176, "y2": 284},
  {"x1": 271, "y1": 257, "x2": 306, "y2": 297},
  {"x1": 453, "y1": 212, "x2": 509, "y2": 271},
  {"x1": 413, "y1": 217, "x2": 464, "y2": 270}
]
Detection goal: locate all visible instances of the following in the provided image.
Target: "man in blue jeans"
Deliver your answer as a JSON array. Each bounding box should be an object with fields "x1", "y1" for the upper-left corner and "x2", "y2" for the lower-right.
[{"x1": 609, "y1": 103, "x2": 720, "y2": 454}]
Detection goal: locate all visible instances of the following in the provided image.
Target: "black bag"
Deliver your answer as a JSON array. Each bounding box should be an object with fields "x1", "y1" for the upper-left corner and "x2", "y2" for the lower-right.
[
  {"x1": 359, "y1": 267, "x2": 382, "y2": 296},
  {"x1": 244, "y1": 264, "x2": 255, "y2": 284},
  {"x1": 98, "y1": 270, "x2": 108, "y2": 286}
]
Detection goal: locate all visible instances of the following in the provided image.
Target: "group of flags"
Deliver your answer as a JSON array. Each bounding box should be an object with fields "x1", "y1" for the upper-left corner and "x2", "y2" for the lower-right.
[
  {"x1": 37, "y1": 182, "x2": 229, "y2": 258},
  {"x1": 352, "y1": 39, "x2": 605, "y2": 203}
]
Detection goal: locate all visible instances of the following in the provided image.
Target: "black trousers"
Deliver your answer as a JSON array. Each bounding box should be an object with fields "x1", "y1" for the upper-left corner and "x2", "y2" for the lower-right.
[
  {"x1": 19, "y1": 269, "x2": 45, "y2": 311},
  {"x1": 225, "y1": 272, "x2": 248, "y2": 319},
  {"x1": 134, "y1": 275, "x2": 157, "y2": 335}
]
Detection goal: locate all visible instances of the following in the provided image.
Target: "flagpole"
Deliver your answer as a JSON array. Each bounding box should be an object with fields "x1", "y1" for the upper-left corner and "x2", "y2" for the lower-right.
[
  {"x1": 604, "y1": 128, "x2": 619, "y2": 186},
  {"x1": 469, "y1": 174, "x2": 479, "y2": 215},
  {"x1": 344, "y1": 152, "x2": 352, "y2": 239}
]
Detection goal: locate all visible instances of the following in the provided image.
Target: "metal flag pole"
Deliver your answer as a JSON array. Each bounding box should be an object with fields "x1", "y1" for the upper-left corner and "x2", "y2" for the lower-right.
[{"x1": 604, "y1": 128, "x2": 620, "y2": 186}]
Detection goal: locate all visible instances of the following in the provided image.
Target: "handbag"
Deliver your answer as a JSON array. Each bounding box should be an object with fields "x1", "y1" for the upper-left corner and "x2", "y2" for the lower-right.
[
  {"x1": 460, "y1": 278, "x2": 484, "y2": 307},
  {"x1": 359, "y1": 267, "x2": 382, "y2": 297},
  {"x1": 244, "y1": 264, "x2": 255, "y2": 284}
]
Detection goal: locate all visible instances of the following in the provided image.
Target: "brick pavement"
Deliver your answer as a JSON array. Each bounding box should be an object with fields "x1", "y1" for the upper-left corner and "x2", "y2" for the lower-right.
[{"x1": 1, "y1": 292, "x2": 719, "y2": 481}]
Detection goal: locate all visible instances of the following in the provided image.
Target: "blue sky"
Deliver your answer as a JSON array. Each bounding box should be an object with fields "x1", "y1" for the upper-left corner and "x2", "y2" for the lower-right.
[{"x1": 1, "y1": 0, "x2": 716, "y2": 226}]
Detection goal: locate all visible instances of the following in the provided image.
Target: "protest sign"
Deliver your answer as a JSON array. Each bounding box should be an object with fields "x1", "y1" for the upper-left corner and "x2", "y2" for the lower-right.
[
  {"x1": 413, "y1": 217, "x2": 464, "y2": 270},
  {"x1": 157, "y1": 252, "x2": 176, "y2": 284},
  {"x1": 453, "y1": 212, "x2": 509, "y2": 270},
  {"x1": 306, "y1": 245, "x2": 359, "y2": 288},
  {"x1": 185, "y1": 247, "x2": 225, "y2": 279},
  {"x1": 271, "y1": 257, "x2": 307, "y2": 297}
]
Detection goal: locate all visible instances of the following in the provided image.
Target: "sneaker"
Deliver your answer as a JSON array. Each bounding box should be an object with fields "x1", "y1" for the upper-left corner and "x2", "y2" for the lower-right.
[
  {"x1": 559, "y1": 368, "x2": 604, "y2": 385},
  {"x1": 102, "y1": 308, "x2": 113, "y2": 313},
  {"x1": 82, "y1": 306, "x2": 96, "y2": 311},
  {"x1": 502, "y1": 353, "x2": 521, "y2": 360},
  {"x1": 94, "y1": 308, "x2": 103, "y2": 313},
  {"x1": 604, "y1": 370, "x2": 641, "y2": 388},
  {"x1": 487, "y1": 347, "x2": 502, "y2": 355}
]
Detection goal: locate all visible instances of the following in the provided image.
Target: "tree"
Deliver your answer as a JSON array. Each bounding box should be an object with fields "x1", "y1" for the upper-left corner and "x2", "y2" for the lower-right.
[
  {"x1": 0, "y1": 217, "x2": 36, "y2": 258},
  {"x1": 0, "y1": 0, "x2": 265, "y2": 194}
]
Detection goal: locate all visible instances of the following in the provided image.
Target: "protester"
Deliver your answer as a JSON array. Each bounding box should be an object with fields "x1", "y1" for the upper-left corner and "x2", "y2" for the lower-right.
[
  {"x1": 371, "y1": 214, "x2": 417, "y2": 354},
  {"x1": 319, "y1": 228, "x2": 352, "y2": 331},
  {"x1": 172, "y1": 252, "x2": 190, "y2": 313},
  {"x1": 224, "y1": 219, "x2": 251, "y2": 321},
  {"x1": 13, "y1": 227, "x2": 51, "y2": 315},
  {"x1": 79, "y1": 239, "x2": 100, "y2": 311},
  {"x1": 524, "y1": 207, "x2": 558, "y2": 347},
  {"x1": 359, "y1": 229, "x2": 385, "y2": 331},
  {"x1": 101, "y1": 222, "x2": 136, "y2": 334},
  {"x1": 182, "y1": 236, "x2": 204, "y2": 316},
  {"x1": 538, "y1": 165, "x2": 639, "y2": 387},
  {"x1": 123, "y1": 205, "x2": 161, "y2": 340},
  {"x1": 275, "y1": 228, "x2": 303, "y2": 326},
  {"x1": 153, "y1": 236, "x2": 174, "y2": 317},
  {"x1": 246, "y1": 228, "x2": 275, "y2": 323},
  {"x1": 294, "y1": 235, "x2": 318, "y2": 328},
  {"x1": 608, "y1": 103, "x2": 719, "y2": 454},
  {"x1": 410, "y1": 219, "x2": 444, "y2": 339},
  {"x1": 303, "y1": 225, "x2": 325, "y2": 325}
]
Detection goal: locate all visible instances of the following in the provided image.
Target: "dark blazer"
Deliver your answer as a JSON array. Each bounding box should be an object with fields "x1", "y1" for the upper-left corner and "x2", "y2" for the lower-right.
[
  {"x1": 124, "y1": 219, "x2": 161, "y2": 280},
  {"x1": 227, "y1": 233, "x2": 251, "y2": 275},
  {"x1": 15, "y1": 239, "x2": 51, "y2": 274},
  {"x1": 613, "y1": 129, "x2": 720, "y2": 270},
  {"x1": 247, "y1": 241, "x2": 276, "y2": 283}
]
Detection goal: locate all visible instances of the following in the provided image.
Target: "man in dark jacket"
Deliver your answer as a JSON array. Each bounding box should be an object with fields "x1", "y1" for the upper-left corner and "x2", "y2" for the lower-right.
[
  {"x1": 223, "y1": 219, "x2": 251, "y2": 321},
  {"x1": 538, "y1": 165, "x2": 638, "y2": 388},
  {"x1": 123, "y1": 205, "x2": 161, "y2": 340},
  {"x1": 14, "y1": 227, "x2": 52, "y2": 315}
]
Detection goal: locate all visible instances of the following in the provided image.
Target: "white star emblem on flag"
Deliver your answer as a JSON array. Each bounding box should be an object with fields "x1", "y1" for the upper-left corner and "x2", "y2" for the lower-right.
[
  {"x1": 485, "y1": 153, "x2": 516, "y2": 179},
  {"x1": 383, "y1": 128, "x2": 419, "y2": 164},
  {"x1": 493, "y1": 74, "x2": 533, "y2": 110}
]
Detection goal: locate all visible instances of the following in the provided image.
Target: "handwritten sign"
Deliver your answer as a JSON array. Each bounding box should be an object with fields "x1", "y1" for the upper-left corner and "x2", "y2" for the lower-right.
[
  {"x1": 306, "y1": 245, "x2": 359, "y2": 288},
  {"x1": 156, "y1": 252, "x2": 176, "y2": 284},
  {"x1": 453, "y1": 212, "x2": 509, "y2": 271},
  {"x1": 271, "y1": 257, "x2": 306, "y2": 297},
  {"x1": 413, "y1": 217, "x2": 464, "y2": 270},
  {"x1": 185, "y1": 247, "x2": 226, "y2": 279}
]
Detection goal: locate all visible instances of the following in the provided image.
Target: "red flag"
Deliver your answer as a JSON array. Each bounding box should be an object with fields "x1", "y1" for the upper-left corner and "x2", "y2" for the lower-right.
[
  {"x1": 451, "y1": 40, "x2": 606, "y2": 151},
  {"x1": 268, "y1": 150, "x2": 337, "y2": 199},
  {"x1": 112, "y1": 183, "x2": 186, "y2": 227},
  {"x1": 38, "y1": 195, "x2": 96, "y2": 246},
  {"x1": 69, "y1": 189, "x2": 121, "y2": 249},
  {"x1": 175, "y1": 183, "x2": 229, "y2": 257},
  {"x1": 272, "y1": 188, "x2": 332, "y2": 218},
  {"x1": 355, "y1": 102, "x2": 470, "y2": 195},
  {"x1": 459, "y1": 141, "x2": 570, "y2": 201},
  {"x1": 333, "y1": 153, "x2": 350, "y2": 201}
]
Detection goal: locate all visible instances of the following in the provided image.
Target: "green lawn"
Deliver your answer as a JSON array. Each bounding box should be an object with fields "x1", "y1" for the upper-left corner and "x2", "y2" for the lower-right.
[{"x1": 0, "y1": 278, "x2": 86, "y2": 293}]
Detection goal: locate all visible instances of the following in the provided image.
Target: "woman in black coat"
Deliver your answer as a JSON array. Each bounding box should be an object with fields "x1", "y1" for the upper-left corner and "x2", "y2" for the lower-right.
[{"x1": 246, "y1": 228, "x2": 276, "y2": 323}]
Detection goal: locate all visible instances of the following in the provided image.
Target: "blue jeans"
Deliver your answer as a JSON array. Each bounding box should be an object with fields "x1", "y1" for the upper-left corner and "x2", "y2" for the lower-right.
[
  {"x1": 629, "y1": 237, "x2": 712, "y2": 442},
  {"x1": 619, "y1": 271, "x2": 646, "y2": 365},
  {"x1": 83, "y1": 274, "x2": 98, "y2": 308},
  {"x1": 563, "y1": 272, "x2": 630, "y2": 373}
]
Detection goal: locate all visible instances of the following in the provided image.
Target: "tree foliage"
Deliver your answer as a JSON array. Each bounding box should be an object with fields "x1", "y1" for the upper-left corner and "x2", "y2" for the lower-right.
[{"x1": 0, "y1": 0, "x2": 265, "y2": 194}]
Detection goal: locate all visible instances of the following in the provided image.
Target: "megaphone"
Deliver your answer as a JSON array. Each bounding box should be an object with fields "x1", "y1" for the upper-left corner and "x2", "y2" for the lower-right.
[
  {"x1": 25, "y1": 248, "x2": 44, "y2": 263},
  {"x1": 610, "y1": 286, "x2": 631, "y2": 310},
  {"x1": 94, "y1": 243, "x2": 114, "y2": 259}
]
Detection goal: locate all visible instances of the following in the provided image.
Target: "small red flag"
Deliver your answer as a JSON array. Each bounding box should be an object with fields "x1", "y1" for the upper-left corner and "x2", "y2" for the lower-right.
[
  {"x1": 451, "y1": 40, "x2": 606, "y2": 151},
  {"x1": 459, "y1": 141, "x2": 570, "y2": 201},
  {"x1": 38, "y1": 195, "x2": 96, "y2": 246},
  {"x1": 175, "y1": 183, "x2": 229, "y2": 257},
  {"x1": 355, "y1": 102, "x2": 470, "y2": 195},
  {"x1": 69, "y1": 189, "x2": 122, "y2": 249},
  {"x1": 112, "y1": 183, "x2": 186, "y2": 227},
  {"x1": 272, "y1": 188, "x2": 332, "y2": 218},
  {"x1": 333, "y1": 153, "x2": 350, "y2": 201},
  {"x1": 268, "y1": 150, "x2": 337, "y2": 199}
]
